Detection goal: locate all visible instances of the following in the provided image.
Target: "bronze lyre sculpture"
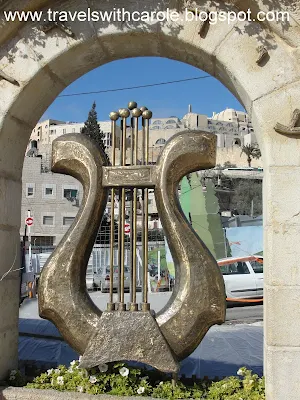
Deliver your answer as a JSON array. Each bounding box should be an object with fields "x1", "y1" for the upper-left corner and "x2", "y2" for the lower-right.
[{"x1": 38, "y1": 102, "x2": 226, "y2": 373}]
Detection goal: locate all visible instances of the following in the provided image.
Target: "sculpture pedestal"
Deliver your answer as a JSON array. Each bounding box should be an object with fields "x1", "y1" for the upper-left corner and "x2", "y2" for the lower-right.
[{"x1": 79, "y1": 311, "x2": 179, "y2": 373}]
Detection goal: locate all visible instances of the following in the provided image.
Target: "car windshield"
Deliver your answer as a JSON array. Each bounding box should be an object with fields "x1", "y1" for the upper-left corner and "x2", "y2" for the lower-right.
[
  {"x1": 250, "y1": 258, "x2": 263, "y2": 273},
  {"x1": 105, "y1": 266, "x2": 130, "y2": 274}
]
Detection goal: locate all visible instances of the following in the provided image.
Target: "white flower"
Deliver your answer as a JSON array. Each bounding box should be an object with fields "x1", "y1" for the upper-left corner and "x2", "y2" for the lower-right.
[
  {"x1": 159, "y1": 381, "x2": 164, "y2": 386},
  {"x1": 119, "y1": 367, "x2": 129, "y2": 377},
  {"x1": 54, "y1": 369, "x2": 60, "y2": 374},
  {"x1": 77, "y1": 386, "x2": 84, "y2": 393},
  {"x1": 57, "y1": 376, "x2": 64, "y2": 385},
  {"x1": 249, "y1": 379, "x2": 254, "y2": 384},
  {"x1": 98, "y1": 363, "x2": 108, "y2": 373},
  {"x1": 222, "y1": 384, "x2": 227, "y2": 389},
  {"x1": 47, "y1": 369, "x2": 53, "y2": 376},
  {"x1": 140, "y1": 376, "x2": 148, "y2": 382},
  {"x1": 10, "y1": 370, "x2": 17, "y2": 376},
  {"x1": 9, "y1": 375, "x2": 15, "y2": 381},
  {"x1": 67, "y1": 367, "x2": 73, "y2": 373},
  {"x1": 237, "y1": 368, "x2": 244, "y2": 376},
  {"x1": 137, "y1": 386, "x2": 145, "y2": 394},
  {"x1": 89, "y1": 375, "x2": 97, "y2": 384},
  {"x1": 70, "y1": 360, "x2": 77, "y2": 366}
]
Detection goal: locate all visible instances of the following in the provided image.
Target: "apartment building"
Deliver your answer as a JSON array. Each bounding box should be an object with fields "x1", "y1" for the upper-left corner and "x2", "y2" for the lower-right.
[
  {"x1": 21, "y1": 156, "x2": 82, "y2": 246},
  {"x1": 29, "y1": 119, "x2": 118, "y2": 150},
  {"x1": 147, "y1": 106, "x2": 256, "y2": 154}
]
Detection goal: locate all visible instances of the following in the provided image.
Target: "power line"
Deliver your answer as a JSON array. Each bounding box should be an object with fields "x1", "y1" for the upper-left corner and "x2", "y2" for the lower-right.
[{"x1": 57, "y1": 75, "x2": 212, "y2": 98}]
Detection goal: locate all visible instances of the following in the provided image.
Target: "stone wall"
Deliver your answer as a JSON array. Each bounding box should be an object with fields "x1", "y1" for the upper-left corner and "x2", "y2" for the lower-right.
[
  {"x1": 216, "y1": 146, "x2": 263, "y2": 168},
  {"x1": 0, "y1": 1, "x2": 300, "y2": 399}
]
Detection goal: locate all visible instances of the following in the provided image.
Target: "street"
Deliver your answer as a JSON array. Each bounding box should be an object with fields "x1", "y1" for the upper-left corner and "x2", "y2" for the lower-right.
[{"x1": 19, "y1": 291, "x2": 263, "y2": 325}]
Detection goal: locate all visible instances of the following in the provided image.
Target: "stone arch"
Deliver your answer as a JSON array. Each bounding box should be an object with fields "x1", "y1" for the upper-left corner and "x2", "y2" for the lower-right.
[{"x1": 1, "y1": 2, "x2": 300, "y2": 398}]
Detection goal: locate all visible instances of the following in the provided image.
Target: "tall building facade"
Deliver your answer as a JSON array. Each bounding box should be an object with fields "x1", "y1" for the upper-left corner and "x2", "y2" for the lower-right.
[
  {"x1": 29, "y1": 119, "x2": 116, "y2": 149},
  {"x1": 148, "y1": 106, "x2": 256, "y2": 153}
]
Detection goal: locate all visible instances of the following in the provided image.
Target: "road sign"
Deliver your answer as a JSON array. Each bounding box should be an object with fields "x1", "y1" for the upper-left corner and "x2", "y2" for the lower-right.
[
  {"x1": 124, "y1": 223, "x2": 130, "y2": 235},
  {"x1": 25, "y1": 217, "x2": 33, "y2": 226}
]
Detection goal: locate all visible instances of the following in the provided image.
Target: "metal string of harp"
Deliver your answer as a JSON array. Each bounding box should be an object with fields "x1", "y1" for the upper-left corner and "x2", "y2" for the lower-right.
[{"x1": 107, "y1": 102, "x2": 152, "y2": 312}]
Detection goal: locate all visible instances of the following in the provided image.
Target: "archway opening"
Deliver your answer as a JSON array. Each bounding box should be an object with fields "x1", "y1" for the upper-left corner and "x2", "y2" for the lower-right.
[
  {"x1": 0, "y1": 19, "x2": 268, "y2": 379},
  {"x1": 18, "y1": 53, "x2": 262, "y2": 321}
]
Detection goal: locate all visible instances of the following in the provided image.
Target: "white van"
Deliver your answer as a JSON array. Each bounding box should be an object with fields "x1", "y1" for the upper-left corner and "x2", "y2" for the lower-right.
[{"x1": 217, "y1": 255, "x2": 263, "y2": 301}]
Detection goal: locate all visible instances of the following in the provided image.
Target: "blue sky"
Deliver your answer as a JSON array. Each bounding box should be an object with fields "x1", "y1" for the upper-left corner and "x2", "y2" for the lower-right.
[{"x1": 42, "y1": 57, "x2": 243, "y2": 122}]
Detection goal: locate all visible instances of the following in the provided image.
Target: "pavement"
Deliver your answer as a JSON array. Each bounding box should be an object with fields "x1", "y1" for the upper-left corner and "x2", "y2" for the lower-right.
[
  {"x1": 19, "y1": 291, "x2": 263, "y2": 324},
  {"x1": 18, "y1": 293, "x2": 263, "y2": 379}
]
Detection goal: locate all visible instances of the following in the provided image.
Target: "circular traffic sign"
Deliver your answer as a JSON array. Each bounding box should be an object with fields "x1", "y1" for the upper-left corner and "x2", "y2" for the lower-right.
[
  {"x1": 124, "y1": 223, "x2": 130, "y2": 235},
  {"x1": 25, "y1": 217, "x2": 33, "y2": 226}
]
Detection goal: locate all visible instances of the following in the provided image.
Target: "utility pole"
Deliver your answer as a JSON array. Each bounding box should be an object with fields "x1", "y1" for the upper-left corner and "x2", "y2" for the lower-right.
[
  {"x1": 223, "y1": 228, "x2": 227, "y2": 257},
  {"x1": 158, "y1": 250, "x2": 161, "y2": 281},
  {"x1": 250, "y1": 199, "x2": 254, "y2": 217},
  {"x1": 27, "y1": 210, "x2": 32, "y2": 272}
]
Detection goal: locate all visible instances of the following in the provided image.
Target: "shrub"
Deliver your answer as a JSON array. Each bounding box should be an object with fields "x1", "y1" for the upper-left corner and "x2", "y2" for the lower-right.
[{"x1": 8, "y1": 359, "x2": 265, "y2": 399}]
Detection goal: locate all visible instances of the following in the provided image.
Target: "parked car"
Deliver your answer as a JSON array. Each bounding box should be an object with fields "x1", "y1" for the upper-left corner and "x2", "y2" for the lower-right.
[
  {"x1": 93, "y1": 266, "x2": 131, "y2": 293},
  {"x1": 217, "y1": 255, "x2": 263, "y2": 301}
]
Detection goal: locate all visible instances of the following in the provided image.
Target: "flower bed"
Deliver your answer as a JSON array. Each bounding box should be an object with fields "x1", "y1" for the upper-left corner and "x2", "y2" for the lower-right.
[{"x1": 6, "y1": 360, "x2": 265, "y2": 399}]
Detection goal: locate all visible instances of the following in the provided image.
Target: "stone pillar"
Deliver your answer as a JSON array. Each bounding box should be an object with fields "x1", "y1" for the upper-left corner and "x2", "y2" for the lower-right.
[
  {"x1": 252, "y1": 81, "x2": 300, "y2": 400},
  {"x1": 0, "y1": 176, "x2": 22, "y2": 378}
]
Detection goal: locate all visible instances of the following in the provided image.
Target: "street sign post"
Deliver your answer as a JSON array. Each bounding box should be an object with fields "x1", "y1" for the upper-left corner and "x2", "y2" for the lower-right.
[
  {"x1": 26, "y1": 212, "x2": 33, "y2": 272},
  {"x1": 124, "y1": 223, "x2": 130, "y2": 235},
  {"x1": 25, "y1": 217, "x2": 33, "y2": 226}
]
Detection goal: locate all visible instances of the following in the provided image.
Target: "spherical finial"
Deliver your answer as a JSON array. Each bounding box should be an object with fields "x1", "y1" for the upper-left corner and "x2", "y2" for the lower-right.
[
  {"x1": 132, "y1": 108, "x2": 142, "y2": 118},
  {"x1": 128, "y1": 101, "x2": 138, "y2": 110},
  {"x1": 118, "y1": 108, "x2": 130, "y2": 118},
  {"x1": 142, "y1": 110, "x2": 153, "y2": 120},
  {"x1": 140, "y1": 106, "x2": 148, "y2": 112},
  {"x1": 109, "y1": 111, "x2": 119, "y2": 121}
]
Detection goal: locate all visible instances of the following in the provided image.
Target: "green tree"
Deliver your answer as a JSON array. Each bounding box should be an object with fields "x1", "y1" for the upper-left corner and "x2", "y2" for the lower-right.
[
  {"x1": 231, "y1": 179, "x2": 262, "y2": 216},
  {"x1": 81, "y1": 101, "x2": 109, "y2": 163},
  {"x1": 240, "y1": 144, "x2": 261, "y2": 167}
]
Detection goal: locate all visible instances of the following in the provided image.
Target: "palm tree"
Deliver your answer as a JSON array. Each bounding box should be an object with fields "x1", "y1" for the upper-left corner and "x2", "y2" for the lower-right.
[{"x1": 240, "y1": 144, "x2": 261, "y2": 167}]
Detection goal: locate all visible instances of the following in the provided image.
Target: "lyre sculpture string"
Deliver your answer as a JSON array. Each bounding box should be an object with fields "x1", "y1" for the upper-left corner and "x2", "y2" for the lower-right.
[{"x1": 38, "y1": 101, "x2": 226, "y2": 373}]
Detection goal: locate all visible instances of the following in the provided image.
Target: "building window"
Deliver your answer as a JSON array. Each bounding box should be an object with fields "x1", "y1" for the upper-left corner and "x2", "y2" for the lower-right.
[
  {"x1": 72, "y1": 128, "x2": 75, "y2": 133},
  {"x1": 63, "y1": 185, "x2": 79, "y2": 202},
  {"x1": 64, "y1": 188, "x2": 78, "y2": 200},
  {"x1": 43, "y1": 184, "x2": 56, "y2": 199},
  {"x1": 63, "y1": 129, "x2": 66, "y2": 134},
  {"x1": 165, "y1": 125, "x2": 174, "y2": 129},
  {"x1": 26, "y1": 183, "x2": 35, "y2": 198},
  {"x1": 152, "y1": 120, "x2": 162, "y2": 125},
  {"x1": 63, "y1": 216, "x2": 75, "y2": 226},
  {"x1": 155, "y1": 138, "x2": 166, "y2": 145},
  {"x1": 233, "y1": 139, "x2": 241, "y2": 146},
  {"x1": 166, "y1": 119, "x2": 176, "y2": 124},
  {"x1": 43, "y1": 215, "x2": 54, "y2": 226}
]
